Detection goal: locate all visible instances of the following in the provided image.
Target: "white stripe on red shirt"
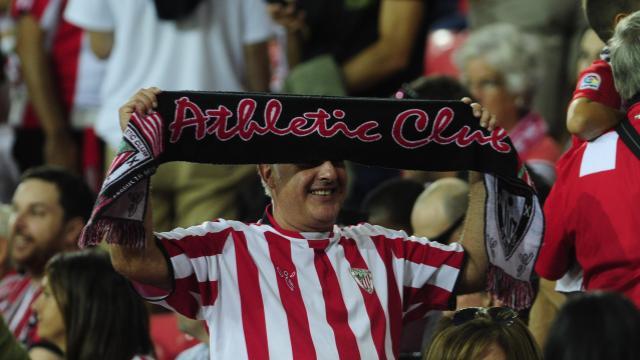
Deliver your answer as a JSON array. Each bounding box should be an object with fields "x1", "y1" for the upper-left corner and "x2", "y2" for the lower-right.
[{"x1": 136, "y1": 209, "x2": 464, "y2": 359}]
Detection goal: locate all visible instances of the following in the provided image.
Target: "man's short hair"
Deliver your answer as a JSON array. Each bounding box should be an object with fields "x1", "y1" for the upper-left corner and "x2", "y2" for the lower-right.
[
  {"x1": 583, "y1": 0, "x2": 640, "y2": 42},
  {"x1": 609, "y1": 10, "x2": 640, "y2": 100},
  {"x1": 20, "y1": 166, "x2": 95, "y2": 222}
]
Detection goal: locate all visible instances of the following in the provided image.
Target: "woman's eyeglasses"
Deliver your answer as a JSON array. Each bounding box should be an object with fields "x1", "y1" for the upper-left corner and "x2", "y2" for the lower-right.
[{"x1": 452, "y1": 307, "x2": 518, "y2": 327}]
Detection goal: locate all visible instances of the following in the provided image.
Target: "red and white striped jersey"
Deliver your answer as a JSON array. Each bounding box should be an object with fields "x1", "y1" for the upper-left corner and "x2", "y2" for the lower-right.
[
  {"x1": 0, "y1": 271, "x2": 41, "y2": 345},
  {"x1": 138, "y1": 208, "x2": 464, "y2": 359}
]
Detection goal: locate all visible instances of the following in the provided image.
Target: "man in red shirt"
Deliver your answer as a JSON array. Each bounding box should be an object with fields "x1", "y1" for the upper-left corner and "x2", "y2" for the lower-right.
[
  {"x1": 0, "y1": 166, "x2": 93, "y2": 346},
  {"x1": 536, "y1": 10, "x2": 640, "y2": 307}
]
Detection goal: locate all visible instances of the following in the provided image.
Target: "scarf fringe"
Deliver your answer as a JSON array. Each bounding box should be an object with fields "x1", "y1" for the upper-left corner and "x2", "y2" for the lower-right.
[
  {"x1": 486, "y1": 264, "x2": 534, "y2": 310},
  {"x1": 79, "y1": 218, "x2": 147, "y2": 249}
]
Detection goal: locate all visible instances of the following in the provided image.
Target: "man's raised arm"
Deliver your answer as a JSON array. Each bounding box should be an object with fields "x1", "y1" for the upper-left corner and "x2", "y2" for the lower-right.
[
  {"x1": 108, "y1": 88, "x2": 171, "y2": 291},
  {"x1": 454, "y1": 171, "x2": 488, "y2": 294}
]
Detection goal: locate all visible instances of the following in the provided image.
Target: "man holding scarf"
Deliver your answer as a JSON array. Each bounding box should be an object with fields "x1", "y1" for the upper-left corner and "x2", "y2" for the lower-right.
[{"x1": 95, "y1": 88, "x2": 540, "y2": 359}]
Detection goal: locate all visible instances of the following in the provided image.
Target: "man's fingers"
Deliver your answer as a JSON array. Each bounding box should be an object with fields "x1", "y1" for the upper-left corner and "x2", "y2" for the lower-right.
[
  {"x1": 136, "y1": 89, "x2": 158, "y2": 112},
  {"x1": 469, "y1": 102, "x2": 482, "y2": 117},
  {"x1": 488, "y1": 114, "x2": 497, "y2": 131}
]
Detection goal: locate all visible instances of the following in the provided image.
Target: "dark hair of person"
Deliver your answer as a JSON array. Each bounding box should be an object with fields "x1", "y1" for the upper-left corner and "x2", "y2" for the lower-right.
[
  {"x1": 583, "y1": 0, "x2": 640, "y2": 42},
  {"x1": 20, "y1": 166, "x2": 95, "y2": 222},
  {"x1": 361, "y1": 178, "x2": 424, "y2": 233},
  {"x1": 544, "y1": 292, "x2": 640, "y2": 360},
  {"x1": 46, "y1": 249, "x2": 154, "y2": 360}
]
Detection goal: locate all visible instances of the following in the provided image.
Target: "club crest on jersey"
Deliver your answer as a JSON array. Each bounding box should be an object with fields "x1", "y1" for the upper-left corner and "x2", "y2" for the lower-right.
[
  {"x1": 350, "y1": 268, "x2": 374, "y2": 294},
  {"x1": 579, "y1": 73, "x2": 601, "y2": 90}
]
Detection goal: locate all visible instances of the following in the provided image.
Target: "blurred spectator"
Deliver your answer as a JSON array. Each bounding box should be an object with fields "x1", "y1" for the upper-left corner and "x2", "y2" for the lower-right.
[
  {"x1": 575, "y1": 28, "x2": 606, "y2": 79},
  {"x1": 269, "y1": 0, "x2": 429, "y2": 97},
  {"x1": 544, "y1": 292, "x2": 640, "y2": 360},
  {"x1": 0, "y1": 203, "x2": 11, "y2": 279},
  {"x1": 64, "y1": 0, "x2": 273, "y2": 234},
  {"x1": 31, "y1": 249, "x2": 154, "y2": 359},
  {"x1": 0, "y1": 166, "x2": 93, "y2": 346},
  {"x1": 0, "y1": 316, "x2": 27, "y2": 359},
  {"x1": 268, "y1": 0, "x2": 430, "y2": 210},
  {"x1": 175, "y1": 315, "x2": 209, "y2": 360},
  {"x1": 467, "y1": 0, "x2": 584, "y2": 142},
  {"x1": 0, "y1": 52, "x2": 18, "y2": 203},
  {"x1": 0, "y1": 124, "x2": 18, "y2": 203},
  {"x1": 64, "y1": 1, "x2": 273, "y2": 358},
  {"x1": 536, "y1": 10, "x2": 640, "y2": 308},
  {"x1": 455, "y1": 23, "x2": 562, "y2": 186},
  {"x1": 361, "y1": 177, "x2": 424, "y2": 234},
  {"x1": 11, "y1": 0, "x2": 106, "y2": 190},
  {"x1": 566, "y1": 0, "x2": 640, "y2": 142},
  {"x1": 410, "y1": 178, "x2": 468, "y2": 243},
  {"x1": 424, "y1": 306, "x2": 542, "y2": 360}
]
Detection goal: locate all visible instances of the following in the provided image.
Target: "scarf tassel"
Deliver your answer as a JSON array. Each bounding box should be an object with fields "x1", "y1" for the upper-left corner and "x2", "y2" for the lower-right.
[
  {"x1": 486, "y1": 264, "x2": 534, "y2": 310},
  {"x1": 79, "y1": 218, "x2": 147, "y2": 249}
]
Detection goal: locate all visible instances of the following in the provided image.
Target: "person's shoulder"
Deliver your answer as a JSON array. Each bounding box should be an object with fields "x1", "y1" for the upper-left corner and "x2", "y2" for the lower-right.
[
  {"x1": 0, "y1": 271, "x2": 31, "y2": 289},
  {"x1": 340, "y1": 222, "x2": 409, "y2": 239},
  {"x1": 584, "y1": 58, "x2": 612, "y2": 72},
  {"x1": 156, "y1": 218, "x2": 256, "y2": 240}
]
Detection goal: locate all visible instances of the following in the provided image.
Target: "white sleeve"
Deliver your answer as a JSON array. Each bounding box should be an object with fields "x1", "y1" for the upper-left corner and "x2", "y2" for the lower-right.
[
  {"x1": 64, "y1": 0, "x2": 114, "y2": 31},
  {"x1": 241, "y1": 0, "x2": 275, "y2": 44}
]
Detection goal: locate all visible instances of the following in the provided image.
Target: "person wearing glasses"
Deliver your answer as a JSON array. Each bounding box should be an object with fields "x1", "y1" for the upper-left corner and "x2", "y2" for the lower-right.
[
  {"x1": 454, "y1": 23, "x2": 562, "y2": 188},
  {"x1": 425, "y1": 307, "x2": 542, "y2": 360}
]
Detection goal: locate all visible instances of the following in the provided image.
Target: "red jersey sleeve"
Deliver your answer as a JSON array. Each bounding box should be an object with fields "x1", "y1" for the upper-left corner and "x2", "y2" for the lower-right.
[
  {"x1": 11, "y1": 0, "x2": 50, "y2": 20},
  {"x1": 572, "y1": 59, "x2": 622, "y2": 110},
  {"x1": 535, "y1": 159, "x2": 576, "y2": 280}
]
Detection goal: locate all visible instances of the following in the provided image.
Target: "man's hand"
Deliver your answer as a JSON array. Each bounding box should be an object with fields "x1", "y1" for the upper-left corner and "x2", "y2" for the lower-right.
[
  {"x1": 461, "y1": 97, "x2": 498, "y2": 131},
  {"x1": 266, "y1": 2, "x2": 306, "y2": 33},
  {"x1": 119, "y1": 87, "x2": 161, "y2": 131}
]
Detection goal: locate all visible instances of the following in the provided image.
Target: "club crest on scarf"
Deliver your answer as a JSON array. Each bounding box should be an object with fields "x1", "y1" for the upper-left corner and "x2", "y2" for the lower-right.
[
  {"x1": 350, "y1": 268, "x2": 374, "y2": 294},
  {"x1": 485, "y1": 174, "x2": 542, "y2": 283},
  {"x1": 496, "y1": 184, "x2": 534, "y2": 261}
]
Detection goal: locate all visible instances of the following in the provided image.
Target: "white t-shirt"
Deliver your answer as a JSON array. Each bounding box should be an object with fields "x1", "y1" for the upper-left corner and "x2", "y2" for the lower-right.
[{"x1": 64, "y1": 0, "x2": 273, "y2": 148}]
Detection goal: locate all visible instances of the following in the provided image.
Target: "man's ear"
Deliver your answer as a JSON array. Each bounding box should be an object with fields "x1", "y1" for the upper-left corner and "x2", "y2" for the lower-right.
[
  {"x1": 257, "y1": 164, "x2": 276, "y2": 190},
  {"x1": 614, "y1": 13, "x2": 629, "y2": 27},
  {"x1": 62, "y1": 217, "x2": 85, "y2": 249}
]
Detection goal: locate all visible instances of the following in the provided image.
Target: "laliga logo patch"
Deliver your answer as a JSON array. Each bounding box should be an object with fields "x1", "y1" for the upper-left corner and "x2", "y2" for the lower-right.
[{"x1": 578, "y1": 73, "x2": 601, "y2": 90}]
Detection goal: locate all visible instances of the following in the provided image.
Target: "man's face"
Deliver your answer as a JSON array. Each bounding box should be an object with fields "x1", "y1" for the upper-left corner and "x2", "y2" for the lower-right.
[
  {"x1": 262, "y1": 161, "x2": 347, "y2": 232},
  {"x1": 9, "y1": 179, "x2": 67, "y2": 275}
]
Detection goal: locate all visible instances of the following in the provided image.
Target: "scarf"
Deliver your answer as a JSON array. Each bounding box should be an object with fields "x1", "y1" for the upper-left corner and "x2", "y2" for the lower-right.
[{"x1": 80, "y1": 91, "x2": 543, "y2": 309}]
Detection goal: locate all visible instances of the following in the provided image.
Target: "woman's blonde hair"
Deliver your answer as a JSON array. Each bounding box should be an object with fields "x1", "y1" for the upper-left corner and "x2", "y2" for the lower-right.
[{"x1": 424, "y1": 308, "x2": 542, "y2": 360}]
